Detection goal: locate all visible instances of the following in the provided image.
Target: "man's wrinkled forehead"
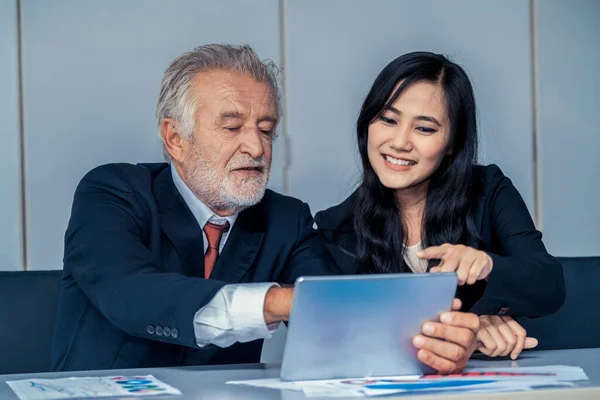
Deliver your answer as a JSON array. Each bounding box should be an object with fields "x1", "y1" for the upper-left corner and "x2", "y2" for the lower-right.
[{"x1": 192, "y1": 70, "x2": 279, "y2": 122}]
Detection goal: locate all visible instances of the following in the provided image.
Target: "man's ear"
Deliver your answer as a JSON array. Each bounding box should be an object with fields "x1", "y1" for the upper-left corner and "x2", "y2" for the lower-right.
[{"x1": 161, "y1": 118, "x2": 185, "y2": 162}]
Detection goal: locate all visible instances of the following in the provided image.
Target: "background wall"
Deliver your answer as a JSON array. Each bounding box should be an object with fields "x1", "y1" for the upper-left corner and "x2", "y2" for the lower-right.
[
  {"x1": 0, "y1": 0, "x2": 22, "y2": 272},
  {"x1": 2, "y1": 0, "x2": 596, "y2": 271},
  {"x1": 536, "y1": 0, "x2": 600, "y2": 256},
  {"x1": 1, "y1": 0, "x2": 598, "y2": 364}
]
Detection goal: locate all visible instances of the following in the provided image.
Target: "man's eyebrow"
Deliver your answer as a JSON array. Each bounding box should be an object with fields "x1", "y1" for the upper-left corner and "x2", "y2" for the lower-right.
[
  {"x1": 258, "y1": 115, "x2": 279, "y2": 124},
  {"x1": 218, "y1": 111, "x2": 244, "y2": 120}
]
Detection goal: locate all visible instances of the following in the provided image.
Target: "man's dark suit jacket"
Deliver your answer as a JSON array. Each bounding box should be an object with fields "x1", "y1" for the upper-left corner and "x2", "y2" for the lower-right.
[
  {"x1": 51, "y1": 163, "x2": 333, "y2": 371},
  {"x1": 315, "y1": 164, "x2": 566, "y2": 317}
]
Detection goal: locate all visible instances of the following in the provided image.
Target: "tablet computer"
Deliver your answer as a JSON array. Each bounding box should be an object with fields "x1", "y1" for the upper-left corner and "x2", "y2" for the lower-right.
[{"x1": 280, "y1": 273, "x2": 458, "y2": 381}]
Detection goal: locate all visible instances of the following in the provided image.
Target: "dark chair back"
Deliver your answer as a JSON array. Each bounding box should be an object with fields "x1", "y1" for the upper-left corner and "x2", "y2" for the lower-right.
[
  {"x1": 0, "y1": 258, "x2": 597, "y2": 373},
  {"x1": 521, "y1": 257, "x2": 600, "y2": 350},
  {"x1": 0, "y1": 270, "x2": 62, "y2": 374}
]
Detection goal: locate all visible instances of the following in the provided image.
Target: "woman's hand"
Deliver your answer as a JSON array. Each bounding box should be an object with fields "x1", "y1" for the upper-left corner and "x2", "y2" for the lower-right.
[
  {"x1": 417, "y1": 244, "x2": 493, "y2": 285},
  {"x1": 477, "y1": 315, "x2": 538, "y2": 360}
]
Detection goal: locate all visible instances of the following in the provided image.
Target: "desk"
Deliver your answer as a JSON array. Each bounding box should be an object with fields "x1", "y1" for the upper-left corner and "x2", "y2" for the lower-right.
[{"x1": 1, "y1": 348, "x2": 599, "y2": 399}]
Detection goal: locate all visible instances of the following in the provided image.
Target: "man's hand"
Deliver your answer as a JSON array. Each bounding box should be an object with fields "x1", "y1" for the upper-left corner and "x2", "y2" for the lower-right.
[
  {"x1": 412, "y1": 299, "x2": 479, "y2": 374},
  {"x1": 263, "y1": 286, "x2": 294, "y2": 325}
]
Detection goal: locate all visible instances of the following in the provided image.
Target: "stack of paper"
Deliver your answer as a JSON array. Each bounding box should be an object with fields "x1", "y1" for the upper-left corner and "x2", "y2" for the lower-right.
[
  {"x1": 7, "y1": 375, "x2": 181, "y2": 400},
  {"x1": 228, "y1": 365, "x2": 588, "y2": 397}
]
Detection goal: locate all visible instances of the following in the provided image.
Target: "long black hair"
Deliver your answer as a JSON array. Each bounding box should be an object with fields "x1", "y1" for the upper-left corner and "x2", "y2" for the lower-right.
[{"x1": 354, "y1": 51, "x2": 480, "y2": 274}]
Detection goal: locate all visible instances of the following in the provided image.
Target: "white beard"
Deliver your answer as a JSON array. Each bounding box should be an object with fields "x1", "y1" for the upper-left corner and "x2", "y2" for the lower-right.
[{"x1": 183, "y1": 148, "x2": 270, "y2": 213}]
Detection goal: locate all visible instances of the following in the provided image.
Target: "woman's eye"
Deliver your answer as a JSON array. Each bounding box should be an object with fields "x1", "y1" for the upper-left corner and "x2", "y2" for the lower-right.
[
  {"x1": 379, "y1": 116, "x2": 397, "y2": 125},
  {"x1": 417, "y1": 126, "x2": 436, "y2": 134}
]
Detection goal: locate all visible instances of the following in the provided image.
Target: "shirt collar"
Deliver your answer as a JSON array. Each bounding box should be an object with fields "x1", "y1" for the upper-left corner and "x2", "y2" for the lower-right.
[{"x1": 170, "y1": 164, "x2": 238, "y2": 229}]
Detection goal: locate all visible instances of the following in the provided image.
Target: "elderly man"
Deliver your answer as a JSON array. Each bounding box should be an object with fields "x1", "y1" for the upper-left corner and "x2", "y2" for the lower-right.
[{"x1": 52, "y1": 44, "x2": 479, "y2": 373}]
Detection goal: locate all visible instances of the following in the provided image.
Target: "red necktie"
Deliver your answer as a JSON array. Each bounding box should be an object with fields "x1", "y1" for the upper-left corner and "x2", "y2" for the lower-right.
[{"x1": 203, "y1": 221, "x2": 230, "y2": 279}]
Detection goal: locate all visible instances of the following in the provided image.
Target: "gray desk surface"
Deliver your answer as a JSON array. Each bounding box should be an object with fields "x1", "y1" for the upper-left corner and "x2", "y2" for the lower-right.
[{"x1": 1, "y1": 348, "x2": 599, "y2": 399}]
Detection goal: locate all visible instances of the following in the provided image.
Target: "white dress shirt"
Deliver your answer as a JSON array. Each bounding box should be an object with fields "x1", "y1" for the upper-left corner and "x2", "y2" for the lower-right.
[{"x1": 170, "y1": 165, "x2": 279, "y2": 348}]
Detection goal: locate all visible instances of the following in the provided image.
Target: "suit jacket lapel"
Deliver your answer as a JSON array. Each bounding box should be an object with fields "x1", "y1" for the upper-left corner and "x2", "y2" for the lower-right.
[
  {"x1": 153, "y1": 165, "x2": 206, "y2": 278},
  {"x1": 211, "y1": 203, "x2": 265, "y2": 283}
]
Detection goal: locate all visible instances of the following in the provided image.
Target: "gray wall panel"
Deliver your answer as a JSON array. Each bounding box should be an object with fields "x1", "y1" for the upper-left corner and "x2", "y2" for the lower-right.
[
  {"x1": 286, "y1": 0, "x2": 535, "y2": 216},
  {"x1": 21, "y1": 0, "x2": 282, "y2": 270},
  {"x1": 0, "y1": 0, "x2": 23, "y2": 271},
  {"x1": 537, "y1": 0, "x2": 600, "y2": 256}
]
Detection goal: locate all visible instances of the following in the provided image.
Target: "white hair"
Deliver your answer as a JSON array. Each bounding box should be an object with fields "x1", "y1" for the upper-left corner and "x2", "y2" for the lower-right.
[{"x1": 156, "y1": 44, "x2": 281, "y2": 160}]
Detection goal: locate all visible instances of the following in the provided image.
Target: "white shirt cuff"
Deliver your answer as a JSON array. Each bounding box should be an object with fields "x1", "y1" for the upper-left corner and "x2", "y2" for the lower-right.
[{"x1": 193, "y1": 282, "x2": 280, "y2": 348}]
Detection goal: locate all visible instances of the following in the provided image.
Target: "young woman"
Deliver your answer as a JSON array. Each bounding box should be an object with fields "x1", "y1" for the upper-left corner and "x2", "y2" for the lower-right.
[{"x1": 315, "y1": 52, "x2": 565, "y2": 360}]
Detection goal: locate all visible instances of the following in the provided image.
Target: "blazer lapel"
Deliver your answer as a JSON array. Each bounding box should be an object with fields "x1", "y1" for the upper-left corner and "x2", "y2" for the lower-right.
[
  {"x1": 327, "y1": 242, "x2": 357, "y2": 275},
  {"x1": 468, "y1": 195, "x2": 486, "y2": 248},
  {"x1": 210, "y1": 203, "x2": 265, "y2": 283},
  {"x1": 153, "y1": 166, "x2": 206, "y2": 278}
]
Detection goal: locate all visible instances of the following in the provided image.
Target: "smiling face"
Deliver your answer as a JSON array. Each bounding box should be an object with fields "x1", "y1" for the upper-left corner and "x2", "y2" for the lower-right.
[{"x1": 367, "y1": 80, "x2": 451, "y2": 198}]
